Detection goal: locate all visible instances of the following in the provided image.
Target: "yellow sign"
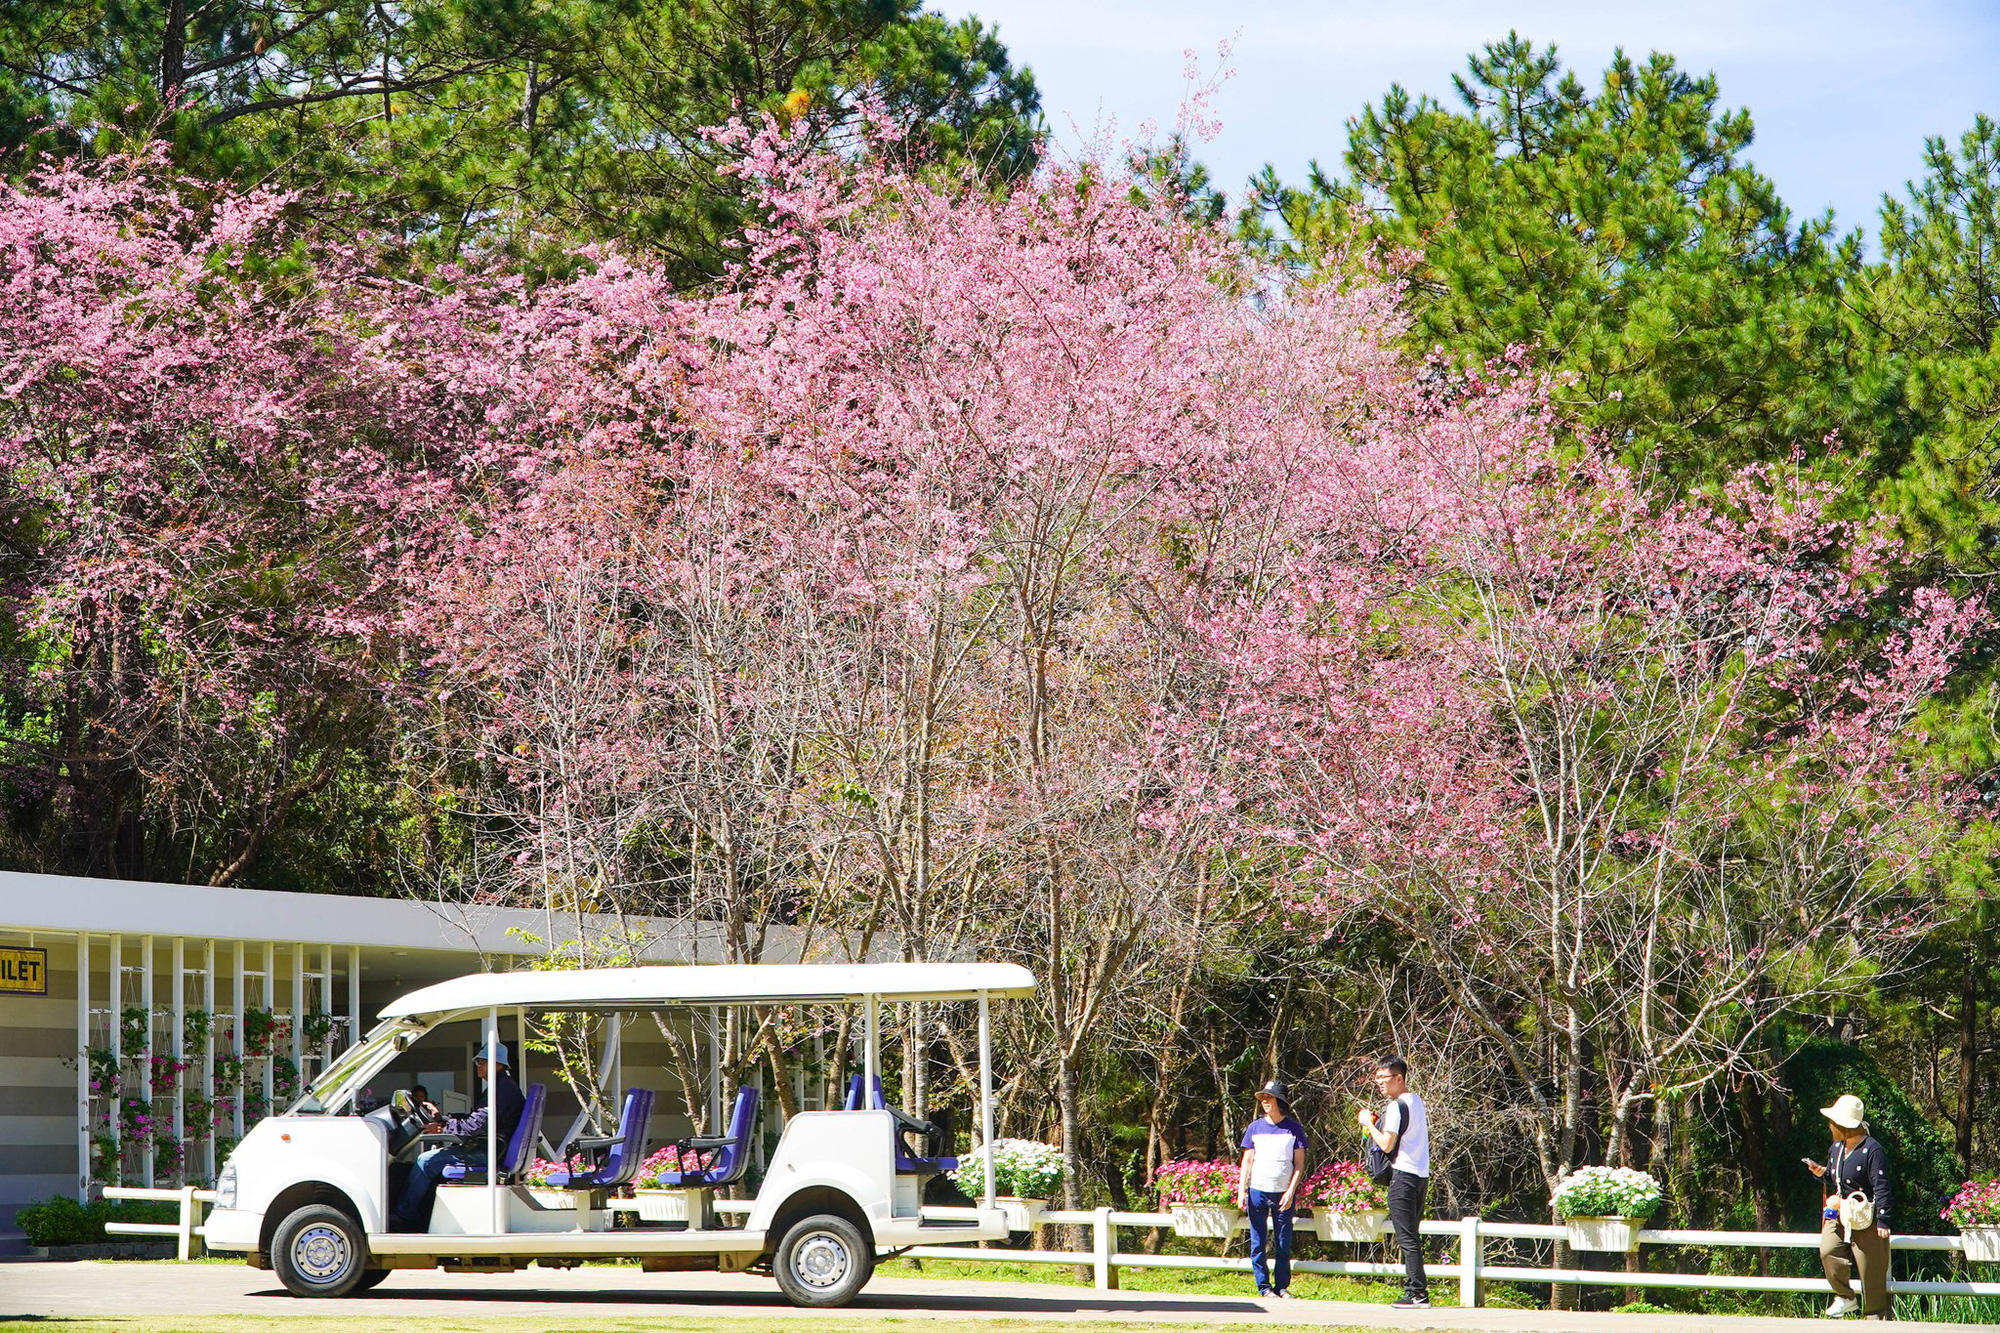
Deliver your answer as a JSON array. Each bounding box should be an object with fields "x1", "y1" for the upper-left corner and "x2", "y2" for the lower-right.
[{"x1": 0, "y1": 946, "x2": 48, "y2": 995}]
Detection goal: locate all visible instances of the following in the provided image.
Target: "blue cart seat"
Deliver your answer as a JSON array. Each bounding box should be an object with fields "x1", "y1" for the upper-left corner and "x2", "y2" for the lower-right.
[
  {"x1": 656, "y1": 1086, "x2": 759, "y2": 1189},
  {"x1": 440, "y1": 1082, "x2": 546, "y2": 1186},
  {"x1": 545, "y1": 1087, "x2": 654, "y2": 1190}
]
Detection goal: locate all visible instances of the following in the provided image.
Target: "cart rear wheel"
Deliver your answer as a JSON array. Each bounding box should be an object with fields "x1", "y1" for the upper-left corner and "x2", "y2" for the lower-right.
[
  {"x1": 271, "y1": 1203, "x2": 370, "y2": 1297},
  {"x1": 774, "y1": 1212, "x2": 872, "y2": 1308}
]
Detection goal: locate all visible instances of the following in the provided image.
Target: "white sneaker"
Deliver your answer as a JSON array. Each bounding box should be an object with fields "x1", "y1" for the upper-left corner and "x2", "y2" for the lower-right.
[{"x1": 1825, "y1": 1296, "x2": 1857, "y2": 1318}]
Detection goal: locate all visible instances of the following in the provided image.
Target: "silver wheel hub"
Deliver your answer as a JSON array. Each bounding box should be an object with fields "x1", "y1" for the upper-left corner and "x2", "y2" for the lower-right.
[
  {"x1": 794, "y1": 1232, "x2": 850, "y2": 1289},
  {"x1": 294, "y1": 1225, "x2": 350, "y2": 1283}
]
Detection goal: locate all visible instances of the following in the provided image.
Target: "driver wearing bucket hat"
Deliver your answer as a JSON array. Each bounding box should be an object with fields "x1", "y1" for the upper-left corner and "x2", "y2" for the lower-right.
[{"x1": 390, "y1": 1041, "x2": 525, "y2": 1232}]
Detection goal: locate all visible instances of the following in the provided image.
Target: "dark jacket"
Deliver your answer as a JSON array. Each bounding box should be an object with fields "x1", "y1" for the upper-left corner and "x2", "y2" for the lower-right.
[
  {"x1": 443, "y1": 1069, "x2": 525, "y2": 1147},
  {"x1": 1823, "y1": 1134, "x2": 1892, "y2": 1229}
]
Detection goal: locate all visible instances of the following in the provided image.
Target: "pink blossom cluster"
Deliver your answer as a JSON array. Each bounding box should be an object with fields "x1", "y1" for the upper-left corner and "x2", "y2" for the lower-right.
[
  {"x1": 1303, "y1": 1160, "x2": 1386, "y2": 1214},
  {"x1": 1942, "y1": 1178, "x2": 2000, "y2": 1228},
  {"x1": 636, "y1": 1146, "x2": 717, "y2": 1188},
  {"x1": 1154, "y1": 1159, "x2": 1241, "y2": 1208}
]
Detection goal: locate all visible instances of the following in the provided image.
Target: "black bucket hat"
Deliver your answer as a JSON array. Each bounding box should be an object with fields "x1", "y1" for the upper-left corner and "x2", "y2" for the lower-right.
[{"x1": 1256, "y1": 1079, "x2": 1291, "y2": 1112}]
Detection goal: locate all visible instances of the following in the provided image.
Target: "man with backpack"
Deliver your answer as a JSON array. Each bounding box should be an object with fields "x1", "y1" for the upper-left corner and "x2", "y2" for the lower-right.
[{"x1": 1360, "y1": 1054, "x2": 1431, "y2": 1310}]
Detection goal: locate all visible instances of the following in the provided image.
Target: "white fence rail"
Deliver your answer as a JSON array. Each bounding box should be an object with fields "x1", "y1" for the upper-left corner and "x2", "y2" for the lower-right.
[
  {"x1": 907, "y1": 1208, "x2": 2000, "y2": 1305},
  {"x1": 101, "y1": 1185, "x2": 214, "y2": 1261},
  {"x1": 85, "y1": 1190, "x2": 2000, "y2": 1309}
]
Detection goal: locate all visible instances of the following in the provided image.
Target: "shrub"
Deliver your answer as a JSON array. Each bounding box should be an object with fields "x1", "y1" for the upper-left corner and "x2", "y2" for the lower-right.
[
  {"x1": 15, "y1": 1194, "x2": 176, "y2": 1246},
  {"x1": 1551, "y1": 1165, "x2": 1664, "y2": 1220},
  {"x1": 950, "y1": 1139, "x2": 1065, "y2": 1200},
  {"x1": 1154, "y1": 1159, "x2": 1240, "y2": 1208}
]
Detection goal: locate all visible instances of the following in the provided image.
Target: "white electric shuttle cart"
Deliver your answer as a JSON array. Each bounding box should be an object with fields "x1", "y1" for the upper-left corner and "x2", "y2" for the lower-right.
[{"x1": 200, "y1": 962, "x2": 1033, "y2": 1306}]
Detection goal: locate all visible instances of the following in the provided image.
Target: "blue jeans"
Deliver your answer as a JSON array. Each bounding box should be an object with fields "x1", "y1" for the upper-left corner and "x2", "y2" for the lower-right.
[
  {"x1": 393, "y1": 1145, "x2": 486, "y2": 1232},
  {"x1": 1246, "y1": 1187, "x2": 1295, "y2": 1293}
]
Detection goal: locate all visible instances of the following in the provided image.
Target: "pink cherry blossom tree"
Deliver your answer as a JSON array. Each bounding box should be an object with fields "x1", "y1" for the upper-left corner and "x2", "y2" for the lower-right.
[{"x1": 0, "y1": 152, "x2": 468, "y2": 884}]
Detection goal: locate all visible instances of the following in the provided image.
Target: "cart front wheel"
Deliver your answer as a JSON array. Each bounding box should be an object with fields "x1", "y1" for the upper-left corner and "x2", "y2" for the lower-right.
[
  {"x1": 271, "y1": 1203, "x2": 370, "y2": 1298},
  {"x1": 774, "y1": 1212, "x2": 873, "y2": 1308}
]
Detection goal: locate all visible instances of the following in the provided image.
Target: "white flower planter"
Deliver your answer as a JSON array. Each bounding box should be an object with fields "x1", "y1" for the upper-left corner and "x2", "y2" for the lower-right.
[
  {"x1": 634, "y1": 1188, "x2": 690, "y2": 1223},
  {"x1": 1564, "y1": 1216, "x2": 1645, "y2": 1253},
  {"x1": 1961, "y1": 1225, "x2": 2000, "y2": 1263},
  {"x1": 1314, "y1": 1208, "x2": 1389, "y2": 1242},
  {"x1": 996, "y1": 1196, "x2": 1048, "y2": 1232},
  {"x1": 1169, "y1": 1203, "x2": 1242, "y2": 1239},
  {"x1": 524, "y1": 1186, "x2": 574, "y2": 1211}
]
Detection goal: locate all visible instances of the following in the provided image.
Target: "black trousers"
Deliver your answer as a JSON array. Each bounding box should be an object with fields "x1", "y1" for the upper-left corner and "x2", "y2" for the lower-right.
[{"x1": 1386, "y1": 1169, "x2": 1429, "y2": 1299}]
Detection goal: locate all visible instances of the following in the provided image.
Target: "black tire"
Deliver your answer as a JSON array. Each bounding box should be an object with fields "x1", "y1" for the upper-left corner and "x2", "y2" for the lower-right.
[
  {"x1": 773, "y1": 1212, "x2": 873, "y2": 1308},
  {"x1": 354, "y1": 1267, "x2": 392, "y2": 1292},
  {"x1": 270, "y1": 1203, "x2": 370, "y2": 1298}
]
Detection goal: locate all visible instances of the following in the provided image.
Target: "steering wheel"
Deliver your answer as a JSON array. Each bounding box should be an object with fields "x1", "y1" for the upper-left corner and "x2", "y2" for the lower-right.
[{"x1": 383, "y1": 1089, "x2": 431, "y2": 1156}]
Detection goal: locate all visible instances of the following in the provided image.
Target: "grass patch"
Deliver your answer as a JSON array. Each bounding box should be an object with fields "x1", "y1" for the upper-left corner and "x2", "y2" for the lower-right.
[{"x1": 888, "y1": 1255, "x2": 1457, "y2": 1306}]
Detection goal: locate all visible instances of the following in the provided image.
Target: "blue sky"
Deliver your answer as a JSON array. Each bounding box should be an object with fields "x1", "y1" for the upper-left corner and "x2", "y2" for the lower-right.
[{"x1": 941, "y1": 0, "x2": 2000, "y2": 248}]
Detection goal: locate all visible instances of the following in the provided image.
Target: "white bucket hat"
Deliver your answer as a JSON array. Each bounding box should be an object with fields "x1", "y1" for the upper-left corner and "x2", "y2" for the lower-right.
[
  {"x1": 474, "y1": 1042, "x2": 511, "y2": 1068},
  {"x1": 1820, "y1": 1094, "x2": 1866, "y2": 1130}
]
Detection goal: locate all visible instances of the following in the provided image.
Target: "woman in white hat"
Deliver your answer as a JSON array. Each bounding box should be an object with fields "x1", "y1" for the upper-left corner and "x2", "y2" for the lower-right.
[{"x1": 1804, "y1": 1093, "x2": 1892, "y2": 1320}]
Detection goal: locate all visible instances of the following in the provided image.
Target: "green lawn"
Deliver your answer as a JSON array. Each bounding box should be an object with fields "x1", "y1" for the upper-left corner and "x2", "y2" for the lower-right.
[{"x1": 887, "y1": 1254, "x2": 1458, "y2": 1306}]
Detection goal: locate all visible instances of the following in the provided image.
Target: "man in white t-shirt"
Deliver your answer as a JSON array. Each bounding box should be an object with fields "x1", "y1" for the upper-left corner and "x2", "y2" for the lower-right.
[{"x1": 1359, "y1": 1054, "x2": 1431, "y2": 1309}]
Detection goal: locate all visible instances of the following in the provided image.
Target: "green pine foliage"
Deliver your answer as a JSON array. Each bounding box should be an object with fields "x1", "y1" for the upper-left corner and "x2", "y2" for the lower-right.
[{"x1": 1251, "y1": 34, "x2": 1863, "y2": 487}]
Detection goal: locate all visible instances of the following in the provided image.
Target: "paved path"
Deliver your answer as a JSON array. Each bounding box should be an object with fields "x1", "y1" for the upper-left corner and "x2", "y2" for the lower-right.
[{"x1": 0, "y1": 1261, "x2": 1956, "y2": 1330}]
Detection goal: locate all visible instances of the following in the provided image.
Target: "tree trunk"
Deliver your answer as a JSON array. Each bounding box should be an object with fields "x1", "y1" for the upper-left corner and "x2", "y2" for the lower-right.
[
  {"x1": 1956, "y1": 934, "x2": 1983, "y2": 1175},
  {"x1": 159, "y1": 0, "x2": 188, "y2": 104}
]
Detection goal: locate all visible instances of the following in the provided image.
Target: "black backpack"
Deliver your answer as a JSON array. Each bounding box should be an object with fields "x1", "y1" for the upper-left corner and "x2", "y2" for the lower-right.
[{"x1": 1365, "y1": 1094, "x2": 1408, "y2": 1185}]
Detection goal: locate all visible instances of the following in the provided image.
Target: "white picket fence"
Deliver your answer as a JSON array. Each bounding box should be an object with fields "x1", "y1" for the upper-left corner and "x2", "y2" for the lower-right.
[
  {"x1": 89, "y1": 1188, "x2": 2000, "y2": 1309},
  {"x1": 101, "y1": 1185, "x2": 215, "y2": 1261},
  {"x1": 908, "y1": 1208, "x2": 2000, "y2": 1305}
]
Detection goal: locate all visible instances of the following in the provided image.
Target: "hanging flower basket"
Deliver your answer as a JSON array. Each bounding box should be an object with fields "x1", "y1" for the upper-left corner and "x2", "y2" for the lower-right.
[
  {"x1": 1168, "y1": 1202, "x2": 1241, "y2": 1239},
  {"x1": 994, "y1": 1196, "x2": 1048, "y2": 1232},
  {"x1": 1552, "y1": 1166, "x2": 1661, "y2": 1253},
  {"x1": 1314, "y1": 1207, "x2": 1389, "y2": 1242},
  {"x1": 1304, "y1": 1161, "x2": 1389, "y2": 1242},
  {"x1": 1155, "y1": 1159, "x2": 1241, "y2": 1238},
  {"x1": 950, "y1": 1140, "x2": 1065, "y2": 1227},
  {"x1": 1564, "y1": 1216, "x2": 1645, "y2": 1253},
  {"x1": 1961, "y1": 1226, "x2": 2000, "y2": 1264},
  {"x1": 634, "y1": 1189, "x2": 690, "y2": 1223},
  {"x1": 1943, "y1": 1181, "x2": 2000, "y2": 1262}
]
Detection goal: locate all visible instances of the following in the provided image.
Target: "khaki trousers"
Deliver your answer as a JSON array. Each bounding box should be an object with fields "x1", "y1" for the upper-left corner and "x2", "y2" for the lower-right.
[{"x1": 1820, "y1": 1216, "x2": 1891, "y2": 1317}]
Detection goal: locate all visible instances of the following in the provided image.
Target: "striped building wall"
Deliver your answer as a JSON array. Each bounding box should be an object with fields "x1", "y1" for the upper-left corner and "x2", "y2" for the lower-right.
[{"x1": 0, "y1": 938, "x2": 81, "y2": 1243}]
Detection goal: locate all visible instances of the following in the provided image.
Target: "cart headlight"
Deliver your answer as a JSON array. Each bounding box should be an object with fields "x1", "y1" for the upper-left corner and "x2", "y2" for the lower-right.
[{"x1": 215, "y1": 1163, "x2": 237, "y2": 1209}]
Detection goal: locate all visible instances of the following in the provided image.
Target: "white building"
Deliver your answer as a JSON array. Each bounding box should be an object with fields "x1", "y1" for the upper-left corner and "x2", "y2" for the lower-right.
[{"x1": 0, "y1": 872, "x2": 796, "y2": 1254}]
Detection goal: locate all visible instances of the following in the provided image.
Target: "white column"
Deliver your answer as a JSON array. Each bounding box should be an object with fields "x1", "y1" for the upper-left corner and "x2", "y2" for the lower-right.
[
  {"x1": 260, "y1": 942, "x2": 274, "y2": 1115},
  {"x1": 140, "y1": 935, "x2": 154, "y2": 1187},
  {"x1": 171, "y1": 937, "x2": 185, "y2": 1185},
  {"x1": 291, "y1": 942, "x2": 305, "y2": 1075},
  {"x1": 75, "y1": 932, "x2": 89, "y2": 1199},
  {"x1": 706, "y1": 1008, "x2": 722, "y2": 1129},
  {"x1": 486, "y1": 1007, "x2": 501, "y2": 1235},
  {"x1": 347, "y1": 947, "x2": 361, "y2": 1055},
  {"x1": 107, "y1": 934, "x2": 121, "y2": 1169},
  {"x1": 863, "y1": 996, "x2": 880, "y2": 1096},
  {"x1": 231, "y1": 941, "x2": 245, "y2": 1139},
  {"x1": 202, "y1": 940, "x2": 215, "y2": 1181},
  {"x1": 320, "y1": 945, "x2": 334, "y2": 1067},
  {"x1": 977, "y1": 993, "x2": 995, "y2": 1206}
]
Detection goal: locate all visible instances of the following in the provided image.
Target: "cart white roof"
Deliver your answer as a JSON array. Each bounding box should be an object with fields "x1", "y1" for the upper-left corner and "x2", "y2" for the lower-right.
[{"x1": 378, "y1": 961, "x2": 1036, "y2": 1019}]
